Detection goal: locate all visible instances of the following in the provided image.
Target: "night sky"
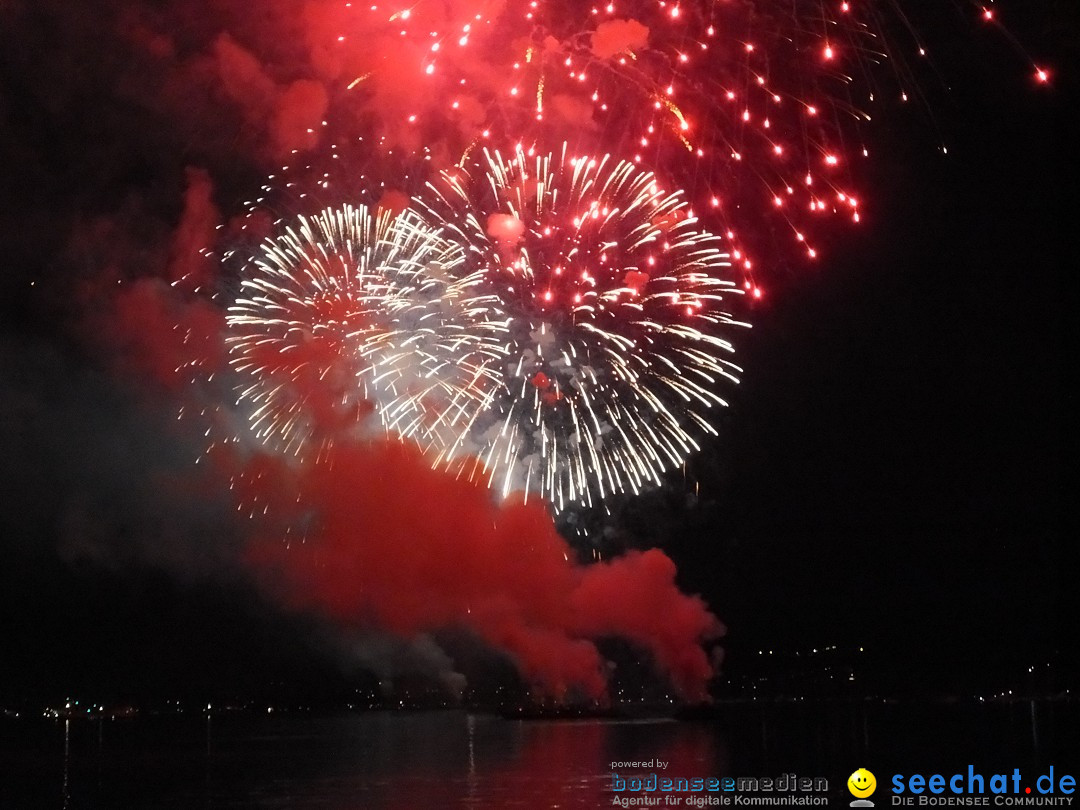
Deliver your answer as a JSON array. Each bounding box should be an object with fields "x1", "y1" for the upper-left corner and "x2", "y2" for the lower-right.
[{"x1": 0, "y1": 0, "x2": 1075, "y2": 707}]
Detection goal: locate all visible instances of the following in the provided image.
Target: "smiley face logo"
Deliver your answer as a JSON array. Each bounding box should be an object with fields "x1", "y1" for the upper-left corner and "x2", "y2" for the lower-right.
[{"x1": 848, "y1": 768, "x2": 877, "y2": 799}]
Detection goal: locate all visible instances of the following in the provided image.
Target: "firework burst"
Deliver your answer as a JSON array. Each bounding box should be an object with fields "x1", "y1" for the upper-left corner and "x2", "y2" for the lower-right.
[
  {"x1": 289, "y1": 0, "x2": 1046, "y2": 292},
  {"x1": 306, "y1": 0, "x2": 889, "y2": 284},
  {"x1": 408, "y1": 145, "x2": 747, "y2": 510},
  {"x1": 226, "y1": 204, "x2": 502, "y2": 456}
]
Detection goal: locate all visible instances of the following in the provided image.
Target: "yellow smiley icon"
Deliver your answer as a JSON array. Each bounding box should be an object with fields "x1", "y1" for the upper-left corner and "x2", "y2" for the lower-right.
[{"x1": 848, "y1": 768, "x2": 877, "y2": 798}]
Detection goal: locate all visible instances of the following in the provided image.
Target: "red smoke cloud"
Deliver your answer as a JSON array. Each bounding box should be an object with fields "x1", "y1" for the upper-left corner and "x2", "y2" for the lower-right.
[
  {"x1": 242, "y1": 440, "x2": 723, "y2": 701},
  {"x1": 89, "y1": 280, "x2": 225, "y2": 394}
]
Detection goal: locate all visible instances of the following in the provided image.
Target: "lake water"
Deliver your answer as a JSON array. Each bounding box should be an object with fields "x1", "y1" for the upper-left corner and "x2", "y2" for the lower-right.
[{"x1": 1, "y1": 702, "x2": 1076, "y2": 809}]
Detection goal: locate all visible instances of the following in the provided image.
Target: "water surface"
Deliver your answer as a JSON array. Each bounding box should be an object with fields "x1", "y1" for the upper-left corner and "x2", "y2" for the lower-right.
[{"x1": 1, "y1": 702, "x2": 1075, "y2": 809}]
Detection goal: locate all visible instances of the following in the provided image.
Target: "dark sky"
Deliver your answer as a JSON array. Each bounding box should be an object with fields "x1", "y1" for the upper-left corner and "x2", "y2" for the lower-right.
[
  {"x1": 0, "y1": 0, "x2": 1074, "y2": 704},
  {"x1": 691, "y1": 18, "x2": 1075, "y2": 690}
]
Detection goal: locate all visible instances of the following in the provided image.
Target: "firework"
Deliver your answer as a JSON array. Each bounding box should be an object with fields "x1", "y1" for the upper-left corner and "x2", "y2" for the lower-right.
[
  {"x1": 226, "y1": 204, "x2": 501, "y2": 456},
  {"x1": 227, "y1": 148, "x2": 746, "y2": 510},
  {"x1": 254, "y1": 2, "x2": 1047, "y2": 292},
  {"x1": 227, "y1": 0, "x2": 1047, "y2": 508},
  {"x1": 410, "y1": 145, "x2": 747, "y2": 511}
]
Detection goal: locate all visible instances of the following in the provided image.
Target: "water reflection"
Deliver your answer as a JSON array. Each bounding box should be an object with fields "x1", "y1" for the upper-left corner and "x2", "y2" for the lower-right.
[
  {"x1": 355, "y1": 715, "x2": 726, "y2": 810},
  {"x1": 61, "y1": 718, "x2": 70, "y2": 809}
]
